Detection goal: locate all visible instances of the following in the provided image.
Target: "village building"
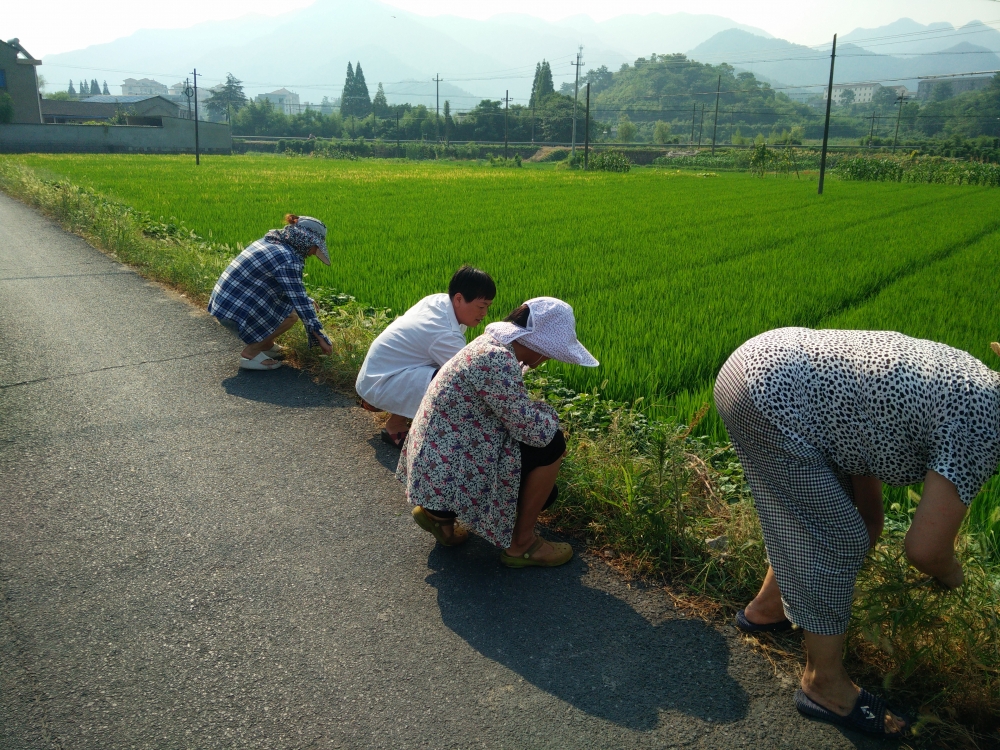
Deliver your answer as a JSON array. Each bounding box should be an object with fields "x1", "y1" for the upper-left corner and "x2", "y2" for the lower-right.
[
  {"x1": 41, "y1": 95, "x2": 182, "y2": 124},
  {"x1": 823, "y1": 82, "x2": 909, "y2": 105},
  {"x1": 256, "y1": 88, "x2": 301, "y2": 115},
  {"x1": 0, "y1": 38, "x2": 42, "y2": 123},
  {"x1": 120, "y1": 78, "x2": 169, "y2": 97},
  {"x1": 917, "y1": 75, "x2": 995, "y2": 100}
]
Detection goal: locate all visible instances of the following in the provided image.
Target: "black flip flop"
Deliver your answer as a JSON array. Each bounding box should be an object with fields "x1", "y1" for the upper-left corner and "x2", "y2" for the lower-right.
[
  {"x1": 734, "y1": 609, "x2": 793, "y2": 633},
  {"x1": 381, "y1": 429, "x2": 407, "y2": 449},
  {"x1": 795, "y1": 688, "x2": 910, "y2": 740}
]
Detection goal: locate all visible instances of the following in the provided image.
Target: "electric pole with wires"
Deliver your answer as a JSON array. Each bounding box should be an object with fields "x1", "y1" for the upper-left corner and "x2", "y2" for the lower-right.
[
  {"x1": 571, "y1": 46, "x2": 583, "y2": 158},
  {"x1": 504, "y1": 89, "x2": 510, "y2": 159},
  {"x1": 711, "y1": 75, "x2": 721, "y2": 155},
  {"x1": 892, "y1": 93, "x2": 906, "y2": 153},
  {"x1": 192, "y1": 68, "x2": 201, "y2": 165},
  {"x1": 818, "y1": 33, "x2": 837, "y2": 195},
  {"x1": 433, "y1": 74, "x2": 442, "y2": 140}
]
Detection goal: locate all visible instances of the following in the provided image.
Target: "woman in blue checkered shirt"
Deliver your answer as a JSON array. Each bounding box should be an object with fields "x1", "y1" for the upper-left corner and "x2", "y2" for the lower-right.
[{"x1": 209, "y1": 214, "x2": 333, "y2": 370}]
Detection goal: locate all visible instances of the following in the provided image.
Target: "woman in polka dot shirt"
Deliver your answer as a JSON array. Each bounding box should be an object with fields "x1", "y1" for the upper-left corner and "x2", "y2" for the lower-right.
[{"x1": 714, "y1": 328, "x2": 1000, "y2": 739}]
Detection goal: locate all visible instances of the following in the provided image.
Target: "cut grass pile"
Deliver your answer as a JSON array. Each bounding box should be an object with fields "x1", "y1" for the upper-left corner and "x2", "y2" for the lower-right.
[{"x1": 2, "y1": 155, "x2": 999, "y2": 745}]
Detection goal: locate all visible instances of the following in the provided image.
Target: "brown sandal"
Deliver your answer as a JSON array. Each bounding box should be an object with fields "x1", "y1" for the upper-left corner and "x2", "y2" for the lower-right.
[
  {"x1": 412, "y1": 506, "x2": 469, "y2": 546},
  {"x1": 500, "y1": 537, "x2": 573, "y2": 568}
]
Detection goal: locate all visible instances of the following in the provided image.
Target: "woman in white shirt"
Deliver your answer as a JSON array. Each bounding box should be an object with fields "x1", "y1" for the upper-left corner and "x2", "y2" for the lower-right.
[{"x1": 356, "y1": 266, "x2": 496, "y2": 447}]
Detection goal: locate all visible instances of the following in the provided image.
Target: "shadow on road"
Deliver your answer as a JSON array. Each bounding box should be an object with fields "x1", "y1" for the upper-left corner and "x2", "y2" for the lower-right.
[
  {"x1": 221, "y1": 368, "x2": 347, "y2": 408},
  {"x1": 426, "y1": 538, "x2": 748, "y2": 730},
  {"x1": 367, "y1": 434, "x2": 402, "y2": 473}
]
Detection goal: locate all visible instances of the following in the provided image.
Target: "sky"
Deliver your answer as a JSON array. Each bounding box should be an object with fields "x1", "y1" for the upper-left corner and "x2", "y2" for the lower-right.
[{"x1": 5, "y1": 0, "x2": 999, "y2": 58}]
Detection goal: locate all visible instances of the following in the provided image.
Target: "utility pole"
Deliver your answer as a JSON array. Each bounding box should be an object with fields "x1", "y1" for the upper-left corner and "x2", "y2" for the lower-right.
[
  {"x1": 504, "y1": 89, "x2": 509, "y2": 159},
  {"x1": 690, "y1": 102, "x2": 697, "y2": 145},
  {"x1": 433, "y1": 74, "x2": 442, "y2": 141},
  {"x1": 818, "y1": 33, "x2": 837, "y2": 196},
  {"x1": 571, "y1": 46, "x2": 583, "y2": 157},
  {"x1": 192, "y1": 69, "x2": 201, "y2": 165},
  {"x1": 868, "y1": 110, "x2": 876, "y2": 148},
  {"x1": 711, "y1": 75, "x2": 721, "y2": 155},
  {"x1": 584, "y1": 82, "x2": 590, "y2": 169},
  {"x1": 697, "y1": 104, "x2": 705, "y2": 146},
  {"x1": 730, "y1": 108, "x2": 735, "y2": 144},
  {"x1": 892, "y1": 94, "x2": 905, "y2": 153},
  {"x1": 396, "y1": 110, "x2": 400, "y2": 157},
  {"x1": 531, "y1": 104, "x2": 535, "y2": 143}
]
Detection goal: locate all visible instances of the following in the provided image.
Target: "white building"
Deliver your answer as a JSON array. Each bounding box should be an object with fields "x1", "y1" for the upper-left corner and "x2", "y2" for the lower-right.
[
  {"x1": 823, "y1": 83, "x2": 909, "y2": 105},
  {"x1": 256, "y1": 88, "x2": 300, "y2": 115},
  {"x1": 121, "y1": 78, "x2": 168, "y2": 96}
]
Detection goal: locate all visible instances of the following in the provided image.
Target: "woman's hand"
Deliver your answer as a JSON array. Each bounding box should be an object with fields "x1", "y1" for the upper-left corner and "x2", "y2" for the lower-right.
[
  {"x1": 313, "y1": 330, "x2": 333, "y2": 355},
  {"x1": 904, "y1": 471, "x2": 968, "y2": 588}
]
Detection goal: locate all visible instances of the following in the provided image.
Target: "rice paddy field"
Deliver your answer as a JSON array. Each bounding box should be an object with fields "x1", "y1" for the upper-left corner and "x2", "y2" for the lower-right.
[{"x1": 9, "y1": 153, "x2": 1000, "y2": 502}]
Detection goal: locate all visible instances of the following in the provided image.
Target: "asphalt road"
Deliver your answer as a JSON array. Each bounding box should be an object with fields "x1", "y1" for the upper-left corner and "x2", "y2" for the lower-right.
[{"x1": 0, "y1": 191, "x2": 876, "y2": 749}]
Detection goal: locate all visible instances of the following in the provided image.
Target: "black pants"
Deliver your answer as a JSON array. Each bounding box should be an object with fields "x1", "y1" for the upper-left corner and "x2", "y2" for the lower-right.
[{"x1": 425, "y1": 430, "x2": 566, "y2": 519}]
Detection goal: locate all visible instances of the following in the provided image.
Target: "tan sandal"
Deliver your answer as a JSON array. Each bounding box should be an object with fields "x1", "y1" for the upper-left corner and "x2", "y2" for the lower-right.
[
  {"x1": 412, "y1": 506, "x2": 468, "y2": 547},
  {"x1": 500, "y1": 537, "x2": 573, "y2": 568}
]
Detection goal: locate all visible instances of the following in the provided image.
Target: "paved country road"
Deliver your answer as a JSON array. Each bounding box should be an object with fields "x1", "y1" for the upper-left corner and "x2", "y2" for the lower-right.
[{"x1": 0, "y1": 192, "x2": 875, "y2": 749}]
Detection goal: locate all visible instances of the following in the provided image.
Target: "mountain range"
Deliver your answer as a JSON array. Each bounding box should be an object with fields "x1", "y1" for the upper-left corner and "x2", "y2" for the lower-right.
[{"x1": 36, "y1": 1, "x2": 1000, "y2": 108}]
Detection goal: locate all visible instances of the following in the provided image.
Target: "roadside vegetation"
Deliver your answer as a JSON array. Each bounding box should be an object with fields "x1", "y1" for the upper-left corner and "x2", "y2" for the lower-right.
[{"x1": 1, "y1": 156, "x2": 998, "y2": 747}]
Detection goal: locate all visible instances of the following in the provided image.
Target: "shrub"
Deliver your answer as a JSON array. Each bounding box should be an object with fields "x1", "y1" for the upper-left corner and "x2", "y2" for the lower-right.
[
  {"x1": 0, "y1": 92, "x2": 14, "y2": 124},
  {"x1": 589, "y1": 150, "x2": 631, "y2": 172},
  {"x1": 488, "y1": 154, "x2": 522, "y2": 168}
]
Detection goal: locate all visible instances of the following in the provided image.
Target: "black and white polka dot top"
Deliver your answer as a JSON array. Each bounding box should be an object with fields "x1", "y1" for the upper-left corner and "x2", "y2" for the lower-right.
[{"x1": 742, "y1": 328, "x2": 1000, "y2": 505}]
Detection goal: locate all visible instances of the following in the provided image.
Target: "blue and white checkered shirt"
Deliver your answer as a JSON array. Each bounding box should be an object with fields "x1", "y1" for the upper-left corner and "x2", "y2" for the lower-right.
[{"x1": 208, "y1": 239, "x2": 326, "y2": 346}]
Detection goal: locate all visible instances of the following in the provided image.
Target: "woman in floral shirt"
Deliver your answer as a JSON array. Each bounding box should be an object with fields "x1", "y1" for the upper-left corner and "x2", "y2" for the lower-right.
[{"x1": 396, "y1": 297, "x2": 598, "y2": 567}]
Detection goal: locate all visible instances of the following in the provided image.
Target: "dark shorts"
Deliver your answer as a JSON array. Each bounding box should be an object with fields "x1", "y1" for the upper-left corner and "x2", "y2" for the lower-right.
[{"x1": 425, "y1": 430, "x2": 566, "y2": 519}]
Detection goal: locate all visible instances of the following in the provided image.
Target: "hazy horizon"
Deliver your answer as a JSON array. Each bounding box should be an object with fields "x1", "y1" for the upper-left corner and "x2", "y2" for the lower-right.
[{"x1": 7, "y1": 0, "x2": 999, "y2": 59}]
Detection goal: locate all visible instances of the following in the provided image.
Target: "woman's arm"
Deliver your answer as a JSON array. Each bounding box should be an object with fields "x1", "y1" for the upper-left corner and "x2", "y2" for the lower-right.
[
  {"x1": 904, "y1": 470, "x2": 967, "y2": 589},
  {"x1": 476, "y1": 349, "x2": 559, "y2": 447}
]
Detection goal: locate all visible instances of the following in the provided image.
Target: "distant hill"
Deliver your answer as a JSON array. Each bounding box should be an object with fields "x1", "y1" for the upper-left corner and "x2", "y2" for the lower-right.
[
  {"x1": 687, "y1": 28, "x2": 1000, "y2": 92},
  {"x1": 39, "y1": 0, "x2": 773, "y2": 108},
  {"x1": 841, "y1": 18, "x2": 1000, "y2": 55}
]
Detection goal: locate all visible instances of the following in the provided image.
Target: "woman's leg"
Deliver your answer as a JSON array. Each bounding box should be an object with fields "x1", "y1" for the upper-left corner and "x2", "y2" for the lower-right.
[
  {"x1": 385, "y1": 413, "x2": 410, "y2": 435},
  {"x1": 743, "y1": 566, "x2": 787, "y2": 625},
  {"x1": 506, "y1": 455, "x2": 563, "y2": 557},
  {"x1": 242, "y1": 313, "x2": 299, "y2": 362},
  {"x1": 802, "y1": 631, "x2": 907, "y2": 734}
]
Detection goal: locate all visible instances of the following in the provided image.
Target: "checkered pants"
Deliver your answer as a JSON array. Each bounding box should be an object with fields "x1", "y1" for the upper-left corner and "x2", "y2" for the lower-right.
[{"x1": 715, "y1": 345, "x2": 869, "y2": 636}]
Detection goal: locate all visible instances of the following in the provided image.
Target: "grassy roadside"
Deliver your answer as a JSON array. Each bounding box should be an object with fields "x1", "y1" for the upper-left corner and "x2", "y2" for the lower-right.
[{"x1": 1, "y1": 159, "x2": 997, "y2": 748}]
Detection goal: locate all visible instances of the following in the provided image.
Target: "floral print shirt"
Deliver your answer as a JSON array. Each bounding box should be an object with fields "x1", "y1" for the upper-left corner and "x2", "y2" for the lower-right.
[{"x1": 396, "y1": 333, "x2": 560, "y2": 548}]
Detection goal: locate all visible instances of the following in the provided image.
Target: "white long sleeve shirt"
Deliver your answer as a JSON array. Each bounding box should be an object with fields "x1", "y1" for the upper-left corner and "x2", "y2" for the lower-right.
[{"x1": 355, "y1": 293, "x2": 467, "y2": 419}]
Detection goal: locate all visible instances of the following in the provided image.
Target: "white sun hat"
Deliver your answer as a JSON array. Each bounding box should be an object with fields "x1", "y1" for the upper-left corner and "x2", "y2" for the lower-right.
[{"x1": 486, "y1": 297, "x2": 599, "y2": 367}]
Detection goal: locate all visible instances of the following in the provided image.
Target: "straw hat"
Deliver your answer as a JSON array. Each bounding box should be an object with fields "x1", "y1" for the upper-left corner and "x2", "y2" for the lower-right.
[{"x1": 486, "y1": 297, "x2": 598, "y2": 367}]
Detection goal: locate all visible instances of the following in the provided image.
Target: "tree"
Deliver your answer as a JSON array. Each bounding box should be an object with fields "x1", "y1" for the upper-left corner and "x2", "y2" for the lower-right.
[
  {"x1": 372, "y1": 82, "x2": 389, "y2": 117},
  {"x1": 617, "y1": 113, "x2": 636, "y2": 142},
  {"x1": 653, "y1": 120, "x2": 672, "y2": 144},
  {"x1": 932, "y1": 82, "x2": 954, "y2": 102},
  {"x1": 353, "y1": 62, "x2": 372, "y2": 117},
  {"x1": 67, "y1": 80, "x2": 76, "y2": 97},
  {"x1": 340, "y1": 62, "x2": 355, "y2": 117},
  {"x1": 529, "y1": 60, "x2": 554, "y2": 108},
  {"x1": 840, "y1": 88, "x2": 856, "y2": 107},
  {"x1": 205, "y1": 73, "x2": 248, "y2": 120},
  {"x1": 873, "y1": 86, "x2": 899, "y2": 110},
  {"x1": 584, "y1": 65, "x2": 614, "y2": 96},
  {"x1": 102, "y1": 81, "x2": 110, "y2": 95},
  {"x1": 0, "y1": 92, "x2": 14, "y2": 124},
  {"x1": 91, "y1": 79, "x2": 101, "y2": 95}
]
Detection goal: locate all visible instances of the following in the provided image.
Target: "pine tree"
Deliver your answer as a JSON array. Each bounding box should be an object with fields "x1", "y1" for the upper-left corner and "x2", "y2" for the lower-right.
[
  {"x1": 340, "y1": 62, "x2": 355, "y2": 116},
  {"x1": 91, "y1": 79, "x2": 101, "y2": 95},
  {"x1": 102, "y1": 81, "x2": 110, "y2": 95},
  {"x1": 372, "y1": 82, "x2": 389, "y2": 117},
  {"x1": 354, "y1": 62, "x2": 372, "y2": 117},
  {"x1": 68, "y1": 80, "x2": 76, "y2": 97},
  {"x1": 529, "y1": 60, "x2": 555, "y2": 108}
]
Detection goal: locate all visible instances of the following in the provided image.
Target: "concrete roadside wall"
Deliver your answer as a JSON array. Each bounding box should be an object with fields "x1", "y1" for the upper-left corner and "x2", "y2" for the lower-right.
[{"x1": 0, "y1": 117, "x2": 231, "y2": 154}]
